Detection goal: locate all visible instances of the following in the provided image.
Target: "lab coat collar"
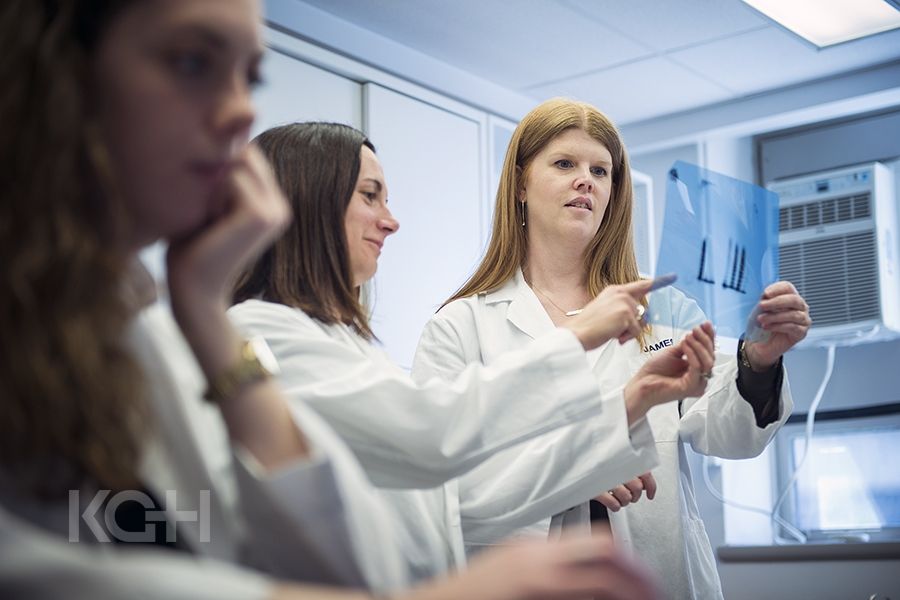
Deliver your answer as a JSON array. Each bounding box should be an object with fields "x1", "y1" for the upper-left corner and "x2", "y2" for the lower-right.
[
  {"x1": 485, "y1": 269, "x2": 556, "y2": 341},
  {"x1": 485, "y1": 270, "x2": 610, "y2": 369}
]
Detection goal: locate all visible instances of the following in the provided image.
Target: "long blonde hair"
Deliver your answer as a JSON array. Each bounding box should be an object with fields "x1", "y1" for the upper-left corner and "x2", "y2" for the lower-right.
[{"x1": 445, "y1": 98, "x2": 646, "y2": 315}]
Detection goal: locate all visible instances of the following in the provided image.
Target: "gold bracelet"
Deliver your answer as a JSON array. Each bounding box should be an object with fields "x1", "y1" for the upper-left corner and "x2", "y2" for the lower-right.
[
  {"x1": 204, "y1": 337, "x2": 279, "y2": 402},
  {"x1": 739, "y1": 339, "x2": 753, "y2": 369}
]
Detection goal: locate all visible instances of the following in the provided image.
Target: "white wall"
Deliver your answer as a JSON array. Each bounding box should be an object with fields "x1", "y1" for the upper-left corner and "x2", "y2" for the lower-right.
[{"x1": 702, "y1": 135, "x2": 754, "y2": 183}]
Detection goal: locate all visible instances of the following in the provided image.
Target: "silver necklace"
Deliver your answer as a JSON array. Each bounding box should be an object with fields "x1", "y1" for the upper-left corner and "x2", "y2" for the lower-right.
[{"x1": 530, "y1": 284, "x2": 584, "y2": 317}]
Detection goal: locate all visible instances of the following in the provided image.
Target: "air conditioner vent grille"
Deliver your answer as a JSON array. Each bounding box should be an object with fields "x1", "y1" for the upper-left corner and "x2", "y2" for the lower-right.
[
  {"x1": 778, "y1": 193, "x2": 871, "y2": 232},
  {"x1": 779, "y1": 231, "x2": 880, "y2": 327}
]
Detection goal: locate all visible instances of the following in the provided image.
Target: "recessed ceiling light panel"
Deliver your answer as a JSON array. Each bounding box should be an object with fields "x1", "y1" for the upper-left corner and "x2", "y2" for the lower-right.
[{"x1": 741, "y1": 0, "x2": 900, "y2": 47}]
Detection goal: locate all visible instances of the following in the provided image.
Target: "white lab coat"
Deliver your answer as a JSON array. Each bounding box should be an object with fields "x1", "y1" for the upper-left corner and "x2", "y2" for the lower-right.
[
  {"x1": 228, "y1": 299, "x2": 659, "y2": 578},
  {"x1": 0, "y1": 291, "x2": 417, "y2": 595},
  {"x1": 411, "y1": 271, "x2": 793, "y2": 600},
  {"x1": 131, "y1": 301, "x2": 412, "y2": 593}
]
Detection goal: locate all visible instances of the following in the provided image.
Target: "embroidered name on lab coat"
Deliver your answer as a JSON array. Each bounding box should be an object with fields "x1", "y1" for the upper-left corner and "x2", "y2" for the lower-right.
[{"x1": 642, "y1": 338, "x2": 674, "y2": 353}]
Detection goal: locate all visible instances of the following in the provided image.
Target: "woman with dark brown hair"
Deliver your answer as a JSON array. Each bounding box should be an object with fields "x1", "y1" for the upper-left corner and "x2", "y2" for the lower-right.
[
  {"x1": 229, "y1": 121, "x2": 714, "y2": 579},
  {"x1": 0, "y1": 2, "x2": 662, "y2": 599}
]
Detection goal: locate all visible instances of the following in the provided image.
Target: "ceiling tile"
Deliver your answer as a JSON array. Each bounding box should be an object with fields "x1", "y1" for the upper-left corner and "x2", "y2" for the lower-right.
[
  {"x1": 670, "y1": 27, "x2": 900, "y2": 95},
  {"x1": 299, "y1": 0, "x2": 651, "y2": 89},
  {"x1": 561, "y1": 0, "x2": 768, "y2": 51},
  {"x1": 282, "y1": 0, "x2": 900, "y2": 125},
  {"x1": 526, "y1": 56, "x2": 734, "y2": 125}
]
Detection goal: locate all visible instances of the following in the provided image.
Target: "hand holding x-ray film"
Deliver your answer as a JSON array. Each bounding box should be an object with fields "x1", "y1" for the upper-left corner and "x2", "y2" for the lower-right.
[{"x1": 653, "y1": 161, "x2": 780, "y2": 340}]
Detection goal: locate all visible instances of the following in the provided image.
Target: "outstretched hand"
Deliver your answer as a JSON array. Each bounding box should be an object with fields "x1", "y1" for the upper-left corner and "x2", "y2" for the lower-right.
[
  {"x1": 744, "y1": 281, "x2": 811, "y2": 371},
  {"x1": 624, "y1": 322, "x2": 716, "y2": 421},
  {"x1": 565, "y1": 279, "x2": 655, "y2": 351}
]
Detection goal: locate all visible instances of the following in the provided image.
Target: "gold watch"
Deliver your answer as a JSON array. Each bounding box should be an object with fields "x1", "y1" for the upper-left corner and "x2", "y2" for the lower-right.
[{"x1": 204, "y1": 336, "x2": 280, "y2": 402}]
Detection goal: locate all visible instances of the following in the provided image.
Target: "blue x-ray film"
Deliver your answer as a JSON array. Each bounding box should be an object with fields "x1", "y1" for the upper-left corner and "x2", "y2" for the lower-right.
[{"x1": 653, "y1": 161, "x2": 779, "y2": 339}]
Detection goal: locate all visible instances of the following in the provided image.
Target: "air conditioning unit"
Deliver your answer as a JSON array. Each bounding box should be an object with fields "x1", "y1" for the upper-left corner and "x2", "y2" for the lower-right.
[{"x1": 768, "y1": 162, "x2": 900, "y2": 347}]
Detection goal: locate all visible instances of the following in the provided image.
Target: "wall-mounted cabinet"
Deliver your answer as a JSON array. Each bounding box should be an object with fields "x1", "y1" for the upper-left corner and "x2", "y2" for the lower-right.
[
  {"x1": 363, "y1": 84, "x2": 486, "y2": 368},
  {"x1": 253, "y1": 46, "x2": 363, "y2": 134}
]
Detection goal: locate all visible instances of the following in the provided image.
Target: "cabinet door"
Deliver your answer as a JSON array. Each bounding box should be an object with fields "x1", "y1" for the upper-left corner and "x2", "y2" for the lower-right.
[
  {"x1": 253, "y1": 45, "x2": 362, "y2": 135},
  {"x1": 363, "y1": 84, "x2": 485, "y2": 368}
]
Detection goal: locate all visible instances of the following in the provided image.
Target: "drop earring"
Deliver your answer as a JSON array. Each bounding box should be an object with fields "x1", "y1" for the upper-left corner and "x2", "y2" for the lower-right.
[{"x1": 520, "y1": 199, "x2": 526, "y2": 227}]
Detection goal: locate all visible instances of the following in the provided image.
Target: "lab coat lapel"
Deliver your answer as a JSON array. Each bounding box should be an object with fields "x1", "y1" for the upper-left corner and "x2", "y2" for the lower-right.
[
  {"x1": 489, "y1": 272, "x2": 611, "y2": 370},
  {"x1": 586, "y1": 338, "x2": 617, "y2": 371},
  {"x1": 499, "y1": 270, "x2": 556, "y2": 341}
]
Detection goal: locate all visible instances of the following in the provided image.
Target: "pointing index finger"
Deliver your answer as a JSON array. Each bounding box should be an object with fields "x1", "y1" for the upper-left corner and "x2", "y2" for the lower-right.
[
  {"x1": 622, "y1": 273, "x2": 678, "y2": 299},
  {"x1": 649, "y1": 273, "x2": 677, "y2": 292}
]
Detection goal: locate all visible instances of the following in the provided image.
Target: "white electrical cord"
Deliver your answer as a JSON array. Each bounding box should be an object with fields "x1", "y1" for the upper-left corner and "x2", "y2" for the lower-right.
[
  {"x1": 702, "y1": 343, "x2": 837, "y2": 545},
  {"x1": 702, "y1": 454, "x2": 808, "y2": 542},
  {"x1": 771, "y1": 343, "x2": 836, "y2": 543}
]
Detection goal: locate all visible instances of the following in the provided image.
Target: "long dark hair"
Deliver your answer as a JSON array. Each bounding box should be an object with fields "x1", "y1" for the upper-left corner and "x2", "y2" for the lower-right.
[
  {"x1": 0, "y1": 0, "x2": 146, "y2": 497},
  {"x1": 232, "y1": 122, "x2": 377, "y2": 339}
]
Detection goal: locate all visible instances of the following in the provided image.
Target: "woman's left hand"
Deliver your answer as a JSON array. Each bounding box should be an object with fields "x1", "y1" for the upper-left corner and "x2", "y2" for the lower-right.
[
  {"x1": 594, "y1": 472, "x2": 657, "y2": 512},
  {"x1": 167, "y1": 144, "x2": 291, "y2": 311},
  {"x1": 744, "y1": 281, "x2": 811, "y2": 371},
  {"x1": 166, "y1": 144, "x2": 291, "y2": 380}
]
